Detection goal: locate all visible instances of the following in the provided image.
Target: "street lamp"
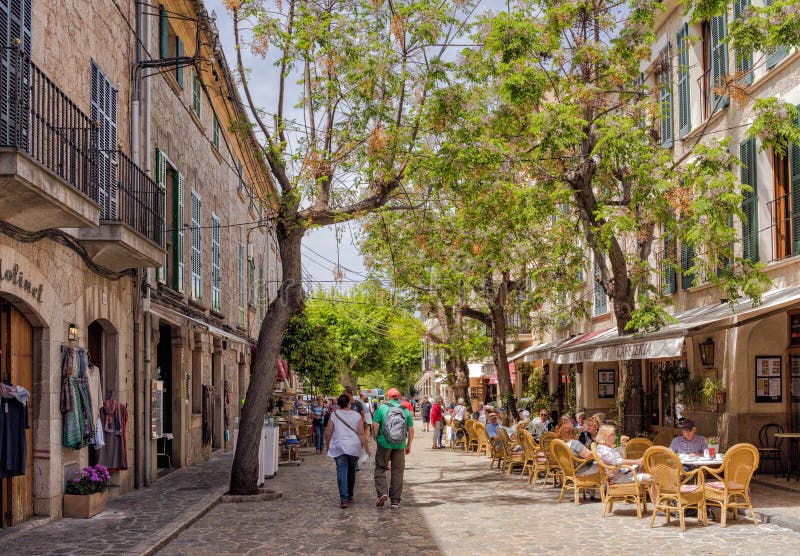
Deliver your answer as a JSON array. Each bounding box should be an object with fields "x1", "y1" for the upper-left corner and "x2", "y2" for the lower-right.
[{"x1": 698, "y1": 338, "x2": 715, "y2": 366}]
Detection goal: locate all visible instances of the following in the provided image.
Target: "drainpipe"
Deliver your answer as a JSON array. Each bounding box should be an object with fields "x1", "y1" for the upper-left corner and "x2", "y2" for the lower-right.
[{"x1": 141, "y1": 1, "x2": 154, "y2": 487}]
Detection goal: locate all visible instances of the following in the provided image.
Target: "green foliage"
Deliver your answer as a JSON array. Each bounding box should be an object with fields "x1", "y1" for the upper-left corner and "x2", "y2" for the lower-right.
[
  {"x1": 681, "y1": 377, "x2": 704, "y2": 411},
  {"x1": 522, "y1": 366, "x2": 554, "y2": 413},
  {"x1": 281, "y1": 312, "x2": 339, "y2": 395},
  {"x1": 701, "y1": 376, "x2": 726, "y2": 407},
  {"x1": 747, "y1": 99, "x2": 800, "y2": 157}
]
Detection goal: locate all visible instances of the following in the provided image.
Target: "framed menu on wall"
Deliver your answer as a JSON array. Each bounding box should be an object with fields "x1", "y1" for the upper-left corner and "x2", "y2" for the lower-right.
[
  {"x1": 755, "y1": 356, "x2": 782, "y2": 403},
  {"x1": 598, "y1": 369, "x2": 616, "y2": 399},
  {"x1": 790, "y1": 314, "x2": 800, "y2": 346}
]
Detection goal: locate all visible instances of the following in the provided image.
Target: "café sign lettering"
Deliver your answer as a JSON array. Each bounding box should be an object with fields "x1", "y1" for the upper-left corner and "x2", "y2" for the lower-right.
[
  {"x1": 556, "y1": 336, "x2": 684, "y2": 364},
  {"x1": 0, "y1": 259, "x2": 44, "y2": 303}
]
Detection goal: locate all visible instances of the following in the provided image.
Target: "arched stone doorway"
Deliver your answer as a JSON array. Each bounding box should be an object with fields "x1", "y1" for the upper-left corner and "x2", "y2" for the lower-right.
[{"x1": 0, "y1": 295, "x2": 38, "y2": 527}]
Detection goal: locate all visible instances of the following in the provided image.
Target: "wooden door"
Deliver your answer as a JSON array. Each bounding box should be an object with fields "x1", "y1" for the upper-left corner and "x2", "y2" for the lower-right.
[{"x1": 0, "y1": 299, "x2": 34, "y2": 527}]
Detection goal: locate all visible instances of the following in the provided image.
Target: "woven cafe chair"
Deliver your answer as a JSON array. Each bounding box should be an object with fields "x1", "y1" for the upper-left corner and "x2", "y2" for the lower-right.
[
  {"x1": 539, "y1": 432, "x2": 563, "y2": 489},
  {"x1": 517, "y1": 429, "x2": 544, "y2": 482},
  {"x1": 624, "y1": 438, "x2": 653, "y2": 460},
  {"x1": 498, "y1": 428, "x2": 526, "y2": 475},
  {"x1": 643, "y1": 446, "x2": 708, "y2": 532},
  {"x1": 464, "y1": 420, "x2": 480, "y2": 452},
  {"x1": 517, "y1": 420, "x2": 530, "y2": 431},
  {"x1": 551, "y1": 439, "x2": 602, "y2": 505},
  {"x1": 473, "y1": 421, "x2": 493, "y2": 457},
  {"x1": 652, "y1": 429, "x2": 677, "y2": 448},
  {"x1": 489, "y1": 430, "x2": 505, "y2": 470},
  {"x1": 452, "y1": 419, "x2": 468, "y2": 451},
  {"x1": 701, "y1": 443, "x2": 760, "y2": 527},
  {"x1": 591, "y1": 443, "x2": 646, "y2": 518},
  {"x1": 757, "y1": 423, "x2": 784, "y2": 476}
]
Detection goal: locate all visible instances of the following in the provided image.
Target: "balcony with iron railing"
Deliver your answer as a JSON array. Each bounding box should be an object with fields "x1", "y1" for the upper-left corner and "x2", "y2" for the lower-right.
[{"x1": 1, "y1": 46, "x2": 165, "y2": 270}]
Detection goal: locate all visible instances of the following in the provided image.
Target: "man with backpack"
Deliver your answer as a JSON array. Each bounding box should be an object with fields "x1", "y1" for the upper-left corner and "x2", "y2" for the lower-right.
[{"x1": 372, "y1": 387, "x2": 414, "y2": 510}]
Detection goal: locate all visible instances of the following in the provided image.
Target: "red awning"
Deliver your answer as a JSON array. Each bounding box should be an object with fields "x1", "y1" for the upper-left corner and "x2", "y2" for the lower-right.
[
  {"x1": 561, "y1": 328, "x2": 612, "y2": 348},
  {"x1": 277, "y1": 357, "x2": 289, "y2": 380},
  {"x1": 489, "y1": 362, "x2": 516, "y2": 385}
]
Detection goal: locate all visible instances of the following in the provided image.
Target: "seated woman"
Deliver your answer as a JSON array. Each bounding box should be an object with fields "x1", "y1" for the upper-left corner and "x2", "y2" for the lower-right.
[
  {"x1": 555, "y1": 421, "x2": 597, "y2": 475},
  {"x1": 595, "y1": 424, "x2": 650, "y2": 485}
]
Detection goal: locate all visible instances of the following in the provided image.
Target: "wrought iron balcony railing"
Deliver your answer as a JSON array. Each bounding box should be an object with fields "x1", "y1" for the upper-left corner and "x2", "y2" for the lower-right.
[{"x1": 1, "y1": 46, "x2": 164, "y2": 247}]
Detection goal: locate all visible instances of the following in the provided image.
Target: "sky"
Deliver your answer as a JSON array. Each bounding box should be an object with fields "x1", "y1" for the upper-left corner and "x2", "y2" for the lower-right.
[{"x1": 205, "y1": 0, "x2": 368, "y2": 290}]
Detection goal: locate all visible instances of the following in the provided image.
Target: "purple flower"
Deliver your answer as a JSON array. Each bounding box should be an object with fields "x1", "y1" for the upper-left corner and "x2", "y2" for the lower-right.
[{"x1": 73, "y1": 478, "x2": 81, "y2": 483}]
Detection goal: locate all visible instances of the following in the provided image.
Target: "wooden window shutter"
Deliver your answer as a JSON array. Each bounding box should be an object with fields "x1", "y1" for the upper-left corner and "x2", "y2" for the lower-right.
[
  {"x1": 190, "y1": 190, "x2": 202, "y2": 300},
  {"x1": 662, "y1": 235, "x2": 677, "y2": 295},
  {"x1": 192, "y1": 71, "x2": 201, "y2": 117},
  {"x1": 176, "y1": 36, "x2": 184, "y2": 87},
  {"x1": 593, "y1": 258, "x2": 607, "y2": 315},
  {"x1": 791, "y1": 105, "x2": 800, "y2": 256},
  {"x1": 90, "y1": 62, "x2": 118, "y2": 220},
  {"x1": 676, "y1": 24, "x2": 691, "y2": 138},
  {"x1": 173, "y1": 172, "x2": 185, "y2": 292},
  {"x1": 159, "y1": 6, "x2": 168, "y2": 59},
  {"x1": 211, "y1": 214, "x2": 221, "y2": 311},
  {"x1": 680, "y1": 242, "x2": 695, "y2": 290},
  {"x1": 710, "y1": 15, "x2": 729, "y2": 111},
  {"x1": 658, "y1": 44, "x2": 673, "y2": 148},
  {"x1": 739, "y1": 137, "x2": 758, "y2": 262},
  {"x1": 733, "y1": 0, "x2": 753, "y2": 86},
  {"x1": 764, "y1": 0, "x2": 788, "y2": 69},
  {"x1": 156, "y1": 149, "x2": 167, "y2": 282}
]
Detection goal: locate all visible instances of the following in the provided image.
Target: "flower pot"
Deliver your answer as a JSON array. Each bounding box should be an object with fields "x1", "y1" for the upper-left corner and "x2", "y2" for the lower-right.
[{"x1": 63, "y1": 491, "x2": 107, "y2": 519}]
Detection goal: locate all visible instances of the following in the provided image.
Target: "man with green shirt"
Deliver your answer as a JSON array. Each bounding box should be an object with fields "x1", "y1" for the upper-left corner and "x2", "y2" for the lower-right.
[{"x1": 372, "y1": 387, "x2": 414, "y2": 510}]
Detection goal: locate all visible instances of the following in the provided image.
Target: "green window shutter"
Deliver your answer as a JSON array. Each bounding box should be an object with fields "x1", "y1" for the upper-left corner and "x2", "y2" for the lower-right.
[
  {"x1": 791, "y1": 105, "x2": 800, "y2": 256},
  {"x1": 259, "y1": 262, "x2": 265, "y2": 321},
  {"x1": 658, "y1": 44, "x2": 674, "y2": 148},
  {"x1": 248, "y1": 257, "x2": 255, "y2": 305},
  {"x1": 213, "y1": 115, "x2": 219, "y2": 149},
  {"x1": 176, "y1": 36, "x2": 184, "y2": 87},
  {"x1": 662, "y1": 235, "x2": 677, "y2": 295},
  {"x1": 156, "y1": 149, "x2": 167, "y2": 282},
  {"x1": 733, "y1": 0, "x2": 753, "y2": 86},
  {"x1": 237, "y1": 162, "x2": 243, "y2": 192},
  {"x1": 710, "y1": 15, "x2": 729, "y2": 111},
  {"x1": 593, "y1": 259, "x2": 607, "y2": 315},
  {"x1": 238, "y1": 242, "x2": 246, "y2": 327},
  {"x1": 190, "y1": 190, "x2": 202, "y2": 300},
  {"x1": 192, "y1": 71, "x2": 201, "y2": 117},
  {"x1": 211, "y1": 214, "x2": 221, "y2": 311},
  {"x1": 765, "y1": 0, "x2": 788, "y2": 69},
  {"x1": 159, "y1": 6, "x2": 169, "y2": 58},
  {"x1": 173, "y1": 172, "x2": 185, "y2": 292},
  {"x1": 680, "y1": 242, "x2": 695, "y2": 290},
  {"x1": 677, "y1": 24, "x2": 691, "y2": 138},
  {"x1": 740, "y1": 137, "x2": 759, "y2": 263}
]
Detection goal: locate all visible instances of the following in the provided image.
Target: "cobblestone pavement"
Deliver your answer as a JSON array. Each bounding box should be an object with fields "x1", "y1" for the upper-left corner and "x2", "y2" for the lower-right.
[
  {"x1": 158, "y1": 426, "x2": 800, "y2": 556},
  {"x1": 0, "y1": 452, "x2": 232, "y2": 555}
]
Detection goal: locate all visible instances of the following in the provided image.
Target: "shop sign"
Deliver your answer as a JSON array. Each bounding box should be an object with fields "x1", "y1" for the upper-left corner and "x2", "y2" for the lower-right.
[
  {"x1": 556, "y1": 336, "x2": 684, "y2": 364},
  {"x1": 0, "y1": 259, "x2": 44, "y2": 304}
]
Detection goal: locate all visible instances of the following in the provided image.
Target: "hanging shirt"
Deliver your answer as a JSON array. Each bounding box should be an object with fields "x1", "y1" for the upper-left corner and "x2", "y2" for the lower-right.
[
  {"x1": 86, "y1": 364, "x2": 103, "y2": 426},
  {"x1": 0, "y1": 397, "x2": 30, "y2": 477}
]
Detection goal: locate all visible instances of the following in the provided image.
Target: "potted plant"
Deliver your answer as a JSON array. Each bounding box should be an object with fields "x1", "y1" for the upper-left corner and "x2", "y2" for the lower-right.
[
  {"x1": 701, "y1": 377, "x2": 726, "y2": 410},
  {"x1": 63, "y1": 465, "x2": 111, "y2": 518}
]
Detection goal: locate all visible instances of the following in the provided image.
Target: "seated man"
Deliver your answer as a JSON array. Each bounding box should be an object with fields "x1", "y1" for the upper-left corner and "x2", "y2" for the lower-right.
[
  {"x1": 486, "y1": 413, "x2": 503, "y2": 449},
  {"x1": 669, "y1": 419, "x2": 708, "y2": 456}
]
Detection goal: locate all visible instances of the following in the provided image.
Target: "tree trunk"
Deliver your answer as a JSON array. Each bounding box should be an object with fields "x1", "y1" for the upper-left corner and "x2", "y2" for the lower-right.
[
  {"x1": 613, "y1": 292, "x2": 645, "y2": 435},
  {"x1": 229, "y1": 227, "x2": 304, "y2": 495},
  {"x1": 489, "y1": 302, "x2": 518, "y2": 420}
]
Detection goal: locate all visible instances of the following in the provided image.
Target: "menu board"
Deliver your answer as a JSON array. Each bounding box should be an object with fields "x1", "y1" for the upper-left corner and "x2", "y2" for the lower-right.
[
  {"x1": 598, "y1": 369, "x2": 616, "y2": 399},
  {"x1": 755, "y1": 356, "x2": 782, "y2": 403},
  {"x1": 791, "y1": 314, "x2": 800, "y2": 346},
  {"x1": 791, "y1": 355, "x2": 800, "y2": 402}
]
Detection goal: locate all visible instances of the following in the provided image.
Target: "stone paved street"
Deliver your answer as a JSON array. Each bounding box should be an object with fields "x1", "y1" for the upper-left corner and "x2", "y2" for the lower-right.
[
  {"x1": 157, "y1": 425, "x2": 800, "y2": 556},
  {"x1": 0, "y1": 452, "x2": 232, "y2": 555}
]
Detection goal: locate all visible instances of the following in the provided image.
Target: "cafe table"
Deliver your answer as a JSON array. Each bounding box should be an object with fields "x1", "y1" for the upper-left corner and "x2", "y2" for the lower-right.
[
  {"x1": 773, "y1": 432, "x2": 800, "y2": 481},
  {"x1": 679, "y1": 453, "x2": 724, "y2": 468}
]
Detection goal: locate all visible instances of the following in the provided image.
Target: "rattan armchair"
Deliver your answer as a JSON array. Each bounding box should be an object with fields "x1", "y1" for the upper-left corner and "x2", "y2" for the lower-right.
[
  {"x1": 643, "y1": 446, "x2": 707, "y2": 532},
  {"x1": 624, "y1": 438, "x2": 653, "y2": 460},
  {"x1": 701, "y1": 443, "x2": 760, "y2": 527},
  {"x1": 551, "y1": 439, "x2": 602, "y2": 505},
  {"x1": 539, "y1": 432, "x2": 563, "y2": 489},
  {"x1": 652, "y1": 429, "x2": 677, "y2": 448},
  {"x1": 452, "y1": 420, "x2": 468, "y2": 451},
  {"x1": 473, "y1": 421, "x2": 493, "y2": 457},
  {"x1": 498, "y1": 428, "x2": 526, "y2": 475},
  {"x1": 592, "y1": 443, "x2": 646, "y2": 518},
  {"x1": 463, "y1": 420, "x2": 479, "y2": 452},
  {"x1": 517, "y1": 429, "x2": 543, "y2": 482}
]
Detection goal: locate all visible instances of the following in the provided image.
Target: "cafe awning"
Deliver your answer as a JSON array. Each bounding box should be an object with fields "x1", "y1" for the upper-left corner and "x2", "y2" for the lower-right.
[
  {"x1": 522, "y1": 339, "x2": 563, "y2": 363},
  {"x1": 489, "y1": 362, "x2": 517, "y2": 385},
  {"x1": 554, "y1": 285, "x2": 800, "y2": 365}
]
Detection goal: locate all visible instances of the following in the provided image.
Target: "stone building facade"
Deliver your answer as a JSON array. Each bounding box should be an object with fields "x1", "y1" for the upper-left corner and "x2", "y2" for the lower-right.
[{"x1": 0, "y1": 0, "x2": 276, "y2": 527}]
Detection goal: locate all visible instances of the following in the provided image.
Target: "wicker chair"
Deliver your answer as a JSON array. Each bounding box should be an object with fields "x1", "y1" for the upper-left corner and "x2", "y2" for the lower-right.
[
  {"x1": 624, "y1": 438, "x2": 653, "y2": 460},
  {"x1": 550, "y1": 439, "x2": 602, "y2": 505},
  {"x1": 643, "y1": 446, "x2": 708, "y2": 532},
  {"x1": 539, "y1": 432, "x2": 563, "y2": 489},
  {"x1": 498, "y1": 428, "x2": 526, "y2": 475},
  {"x1": 465, "y1": 420, "x2": 480, "y2": 452},
  {"x1": 517, "y1": 429, "x2": 542, "y2": 481},
  {"x1": 592, "y1": 443, "x2": 646, "y2": 518},
  {"x1": 701, "y1": 443, "x2": 760, "y2": 527},
  {"x1": 473, "y1": 421, "x2": 493, "y2": 457},
  {"x1": 452, "y1": 420, "x2": 468, "y2": 451},
  {"x1": 652, "y1": 429, "x2": 677, "y2": 447}
]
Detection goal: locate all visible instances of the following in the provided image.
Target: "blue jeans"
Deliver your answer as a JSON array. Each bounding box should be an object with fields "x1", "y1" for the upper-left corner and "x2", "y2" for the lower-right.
[
  {"x1": 335, "y1": 454, "x2": 358, "y2": 503},
  {"x1": 313, "y1": 422, "x2": 325, "y2": 452}
]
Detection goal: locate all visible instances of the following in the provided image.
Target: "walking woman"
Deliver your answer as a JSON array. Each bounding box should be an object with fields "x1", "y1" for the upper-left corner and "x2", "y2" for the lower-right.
[
  {"x1": 430, "y1": 397, "x2": 444, "y2": 449},
  {"x1": 325, "y1": 393, "x2": 369, "y2": 508},
  {"x1": 311, "y1": 395, "x2": 327, "y2": 454}
]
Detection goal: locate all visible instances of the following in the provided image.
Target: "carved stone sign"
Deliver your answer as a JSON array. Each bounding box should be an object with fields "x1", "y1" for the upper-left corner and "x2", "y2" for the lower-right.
[{"x1": 0, "y1": 259, "x2": 44, "y2": 303}]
